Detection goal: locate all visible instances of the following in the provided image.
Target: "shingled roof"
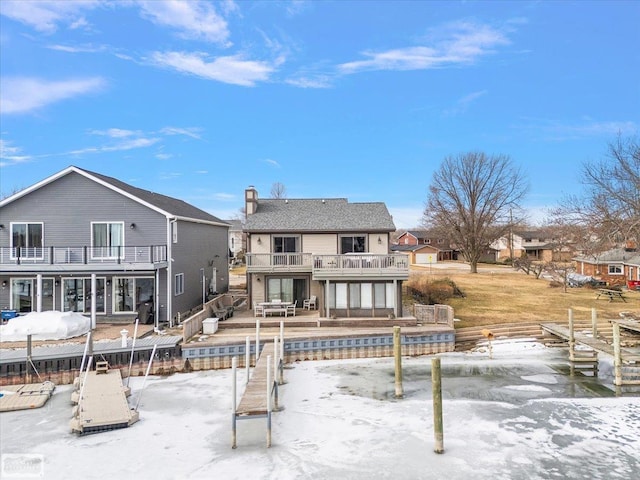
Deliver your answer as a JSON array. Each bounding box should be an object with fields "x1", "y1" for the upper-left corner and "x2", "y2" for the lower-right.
[
  {"x1": 244, "y1": 198, "x2": 395, "y2": 233},
  {"x1": 76, "y1": 167, "x2": 227, "y2": 223},
  {"x1": 0, "y1": 166, "x2": 228, "y2": 225}
]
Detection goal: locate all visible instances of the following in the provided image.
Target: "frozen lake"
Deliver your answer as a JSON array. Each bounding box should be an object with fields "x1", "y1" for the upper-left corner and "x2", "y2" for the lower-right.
[{"x1": 1, "y1": 339, "x2": 638, "y2": 479}]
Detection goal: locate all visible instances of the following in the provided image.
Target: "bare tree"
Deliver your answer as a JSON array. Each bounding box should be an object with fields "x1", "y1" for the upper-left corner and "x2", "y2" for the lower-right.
[
  {"x1": 270, "y1": 182, "x2": 287, "y2": 199},
  {"x1": 424, "y1": 152, "x2": 529, "y2": 273},
  {"x1": 551, "y1": 135, "x2": 640, "y2": 247}
]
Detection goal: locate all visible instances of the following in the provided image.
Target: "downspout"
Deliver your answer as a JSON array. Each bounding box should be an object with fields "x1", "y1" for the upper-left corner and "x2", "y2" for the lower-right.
[{"x1": 167, "y1": 218, "x2": 175, "y2": 329}]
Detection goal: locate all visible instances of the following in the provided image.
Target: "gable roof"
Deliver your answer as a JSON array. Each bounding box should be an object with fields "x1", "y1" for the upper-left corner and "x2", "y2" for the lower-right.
[
  {"x1": 1, "y1": 166, "x2": 228, "y2": 226},
  {"x1": 574, "y1": 248, "x2": 638, "y2": 264},
  {"x1": 244, "y1": 198, "x2": 395, "y2": 233}
]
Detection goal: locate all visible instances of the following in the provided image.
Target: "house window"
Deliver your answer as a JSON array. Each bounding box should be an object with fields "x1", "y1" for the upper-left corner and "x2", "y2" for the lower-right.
[
  {"x1": 92, "y1": 222, "x2": 124, "y2": 258},
  {"x1": 175, "y1": 273, "x2": 184, "y2": 296},
  {"x1": 113, "y1": 277, "x2": 154, "y2": 313},
  {"x1": 438, "y1": 239, "x2": 444, "y2": 244},
  {"x1": 425, "y1": 239, "x2": 430, "y2": 244},
  {"x1": 329, "y1": 282, "x2": 392, "y2": 309},
  {"x1": 404, "y1": 238, "x2": 409, "y2": 245},
  {"x1": 172, "y1": 221, "x2": 178, "y2": 243},
  {"x1": 63, "y1": 278, "x2": 106, "y2": 313},
  {"x1": 273, "y1": 236, "x2": 299, "y2": 253},
  {"x1": 11, "y1": 223, "x2": 44, "y2": 259},
  {"x1": 608, "y1": 264, "x2": 623, "y2": 275},
  {"x1": 340, "y1": 235, "x2": 366, "y2": 254}
]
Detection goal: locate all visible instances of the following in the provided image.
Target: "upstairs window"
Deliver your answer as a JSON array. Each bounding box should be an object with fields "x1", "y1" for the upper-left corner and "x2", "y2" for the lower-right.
[
  {"x1": 92, "y1": 222, "x2": 124, "y2": 258},
  {"x1": 11, "y1": 222, "x2": 43, "y2": 259},
  {"x1": 273, "y1": 236, "x2": 299, "y2": 253},
  {"x1": 340, "y1": 235, "x2": 366, "y2": 254}
]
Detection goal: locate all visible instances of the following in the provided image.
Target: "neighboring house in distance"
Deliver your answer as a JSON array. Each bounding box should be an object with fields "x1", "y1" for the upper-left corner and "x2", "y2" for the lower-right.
[
  {"x1": 225, "y1": 219, "x2": 244, "y2": 263},
  {"x1": 243, "y1": 187, "x2": 409, "y2": 318},
  {"x1": 574, "y1": 247, "x2": 640, "y2": 288},
  {"x1": 492, "y1": 230, "x2": 573, "y2": 262},
  {"x1": 0, "y1": 166, "x2": 230, "y2": 327},
  {"x1": 394, "y1": 230, "x2": 458, "y2": 263}
]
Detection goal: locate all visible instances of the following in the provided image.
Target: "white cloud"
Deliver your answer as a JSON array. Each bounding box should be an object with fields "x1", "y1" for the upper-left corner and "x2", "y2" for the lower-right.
[
  {"x1": 264, "y1": 158, "x2": 280, "y2": 168},
  {"x1": 46, "y1": 43, "x2": 107, "y2": 53},
  {"x1": 0, "y1": 76, "x2": 106, "y2": 114},
  {"x1": 156, "y1": 153, "x2": 172, "y2": 160},
  {"x1": 0, "y1": 139, "x2": 31, "y2": 165},
  {"x1": 338, "y1": 21, "x2": 509, "y2": 74},
  {"x1": 0, "y1": 0, "x2": 100, "y2": 33},
  {"x1": 515, "y1": 118, "x2": 639, "y2": 140},
  {"x1": 89, "y1": 128, "x2": 140, "y2": 138},
  {"x1": 444, "y1": 90, "x2": 488, "y2": 116},
  {"x1": 150, "y1": 51, "x2": 276, "y2": 86},
  {"x1": 286, "y1": 75, "x2": 333, "y2": 89},
  {"x1": 138, "y1": 0, "x2": 231, "y2": 45},
  {"x1": 160, "y1": 126, "x2": 203, "y2": 139},
  {"x1": 68, "y1": 137, "x2": 160, "y2": 155}
]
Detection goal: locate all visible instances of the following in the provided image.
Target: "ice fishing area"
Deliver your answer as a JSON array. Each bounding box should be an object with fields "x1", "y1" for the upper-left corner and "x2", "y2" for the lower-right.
[{"x1": 1, "y1": 339, "x2": 638, "y2": 480}]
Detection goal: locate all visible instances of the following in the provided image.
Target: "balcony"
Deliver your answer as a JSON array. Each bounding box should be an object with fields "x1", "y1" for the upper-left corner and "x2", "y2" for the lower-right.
[
  {"x1": 0, "y1": 246, "x2": 168, "y2": 272},
  {"x1": 246, "y1": 253, "x2": 409, "y2": 279}
]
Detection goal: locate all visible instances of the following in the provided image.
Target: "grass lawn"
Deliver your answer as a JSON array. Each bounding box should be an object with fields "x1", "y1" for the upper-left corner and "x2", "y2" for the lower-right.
[{"x1": 410, "y1": 265, "x2": 639, "y2": 329}]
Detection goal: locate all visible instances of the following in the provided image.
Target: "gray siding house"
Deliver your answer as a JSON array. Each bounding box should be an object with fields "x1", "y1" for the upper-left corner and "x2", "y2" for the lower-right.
[
  {"x1": 0, "y1": 166, "x2": 229, "y2": 327},
  {"x1": 244, "y1": 186, "x2": 409, "y2": 318}
]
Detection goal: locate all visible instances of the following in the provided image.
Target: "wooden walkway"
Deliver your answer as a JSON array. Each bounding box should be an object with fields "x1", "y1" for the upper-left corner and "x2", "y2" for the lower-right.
[
  {"x1": 541, "y1": 323, "x2": 640, "y2": 361},
  {"x1": 609, "y1": 318, "x2": 640, "y2": 335},
  {"x1": 236, "y1": 343, "x2": 277, "y2": 417},
  {"x1": 232, "y1": 342, "x2": 281, "y2": 448}
]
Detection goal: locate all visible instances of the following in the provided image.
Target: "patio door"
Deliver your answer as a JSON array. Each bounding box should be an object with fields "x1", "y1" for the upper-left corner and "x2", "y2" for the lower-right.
[
  {"x1": 10, "y1": 278, "x2": 55, "y2": 312},
  {"x1": 267, "y1": 277, "x2": 307, "y2": 306}
]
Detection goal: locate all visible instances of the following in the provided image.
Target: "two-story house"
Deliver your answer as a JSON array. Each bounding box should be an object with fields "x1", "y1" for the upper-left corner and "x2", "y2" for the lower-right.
[
  {"x1": 225, "y1": 218, "x2": 245, "y2": 264},
  {"x1": 393, "y1": 230, "x2": 458, "y2": 264},
  {"x1": 243, "y1": 187, "x2": 409, "y2": 318},
  {"x1": 492, "y1": 230, "x2": 573, "y2": 262},
  {"x1": 0, "y1": 166, "x2": 230, "y2": 328}
]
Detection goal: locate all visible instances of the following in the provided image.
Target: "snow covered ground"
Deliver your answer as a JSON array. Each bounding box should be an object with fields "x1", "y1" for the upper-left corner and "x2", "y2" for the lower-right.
[{"x1": 1, "y1": 340, "x2": 638, "y2": 480}]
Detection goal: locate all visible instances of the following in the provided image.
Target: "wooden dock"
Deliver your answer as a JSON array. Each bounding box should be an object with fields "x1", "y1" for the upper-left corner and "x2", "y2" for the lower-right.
[
  {"x1": 609, "y1": 318, "x2": 640, "y2": 335},
  {"x1": 232, "y1": 342, "x2": 281, "y2": 448},
  {"x1": 70, "y1": 362, "x2": 139, "y2": 435},
  {"x1": 0, "y1": 382, "x2": 55, "y2": 412},
  {"x1": 541, "y1": 321, "x2": 640, "y2": 387},
  {"x1": 236, "y1": 343, "x2": 277, "y2": 417}
]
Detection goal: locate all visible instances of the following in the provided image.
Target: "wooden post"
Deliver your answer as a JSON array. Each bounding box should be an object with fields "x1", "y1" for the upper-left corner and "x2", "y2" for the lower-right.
[
  {"x1": 26, "y1": 334, "x2": 32, "y2": 383},
  {"x1": 245, "y1": 336, "x2": 250, "y2": 385},
  {"x1": 393, "y1": 326, "x2": 403, "y2": 398},
  {"x1": 591, "y1": 308, "x2": 597, "y2": 339},
  {"x1": 255, "y1": 319, "x2": 260, "y2": 366},
  {"x1": 232, "y1": 356, "x2": 237, "y2": 449},
  {"x1": 432, "y1": 357, "x2": 444, "y2": 454},
  {"x1": 612, "y1": 323, "x2": 622, "y2": 387},
  {"x1": 568, "y1": 308, "x2": 575, "y2": 363},
  {"x1": 279, "y1": 321, "x2": 285, "y2": 385},
  {"x1": 266, "y1": 355, "x2": 272, "y2": 448}
]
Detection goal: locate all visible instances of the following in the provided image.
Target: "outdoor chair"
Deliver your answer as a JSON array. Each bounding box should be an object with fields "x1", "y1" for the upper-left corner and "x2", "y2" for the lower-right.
[
  {"x1": 254, "y1": 303, "x2": 264, "y2": 317},
  {"x1": 286, "y1": 300, "x2": 297, "y2": 317},
  {"x1": 303, "y1": 295, "x2": 316, "y2": 310}
]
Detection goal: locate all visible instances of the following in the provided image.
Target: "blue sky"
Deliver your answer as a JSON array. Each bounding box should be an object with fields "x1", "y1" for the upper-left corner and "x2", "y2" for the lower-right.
[{"x1": 1, "y1": 1, "x2": 638, "y2": 229}]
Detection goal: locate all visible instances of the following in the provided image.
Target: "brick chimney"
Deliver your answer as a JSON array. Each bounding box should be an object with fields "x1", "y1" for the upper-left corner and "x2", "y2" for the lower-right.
[{"x1": 245, "y1": 186, "x2": 258, "y2": 217}]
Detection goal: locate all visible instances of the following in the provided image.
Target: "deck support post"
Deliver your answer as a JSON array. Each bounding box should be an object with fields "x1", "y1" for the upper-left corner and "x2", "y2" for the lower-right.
[
  {"x1": 591, "y1": 308, "x2": 598, "y2": 339},
  {"x1": 279, "y1": 321, "x2": 285, "y2": 384},
  {"x1": 26, "y1": 334, "x2": 33, "y2": 384}
]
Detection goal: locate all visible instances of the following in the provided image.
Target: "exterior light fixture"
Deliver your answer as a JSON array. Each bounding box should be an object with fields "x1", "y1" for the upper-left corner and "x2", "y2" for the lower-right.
[
  {"x1": 257, "y1": 237, "x2": 262, "y2": 245},
  {"x1": 130, "y1": 223, "x2": 136, "y2": 229},
  {"x1": 378, "y1": 236, "x2": 382, "y2": 244}
]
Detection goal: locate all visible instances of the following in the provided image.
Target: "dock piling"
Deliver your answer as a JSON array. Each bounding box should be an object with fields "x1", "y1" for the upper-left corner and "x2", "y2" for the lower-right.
[
  {"x1": 432, "y1": 357, "x2": 444, "y2": 454},
  {"x1": 393, "y1": 326, "x2": 403, "y2": 398}
]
